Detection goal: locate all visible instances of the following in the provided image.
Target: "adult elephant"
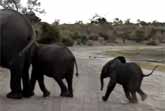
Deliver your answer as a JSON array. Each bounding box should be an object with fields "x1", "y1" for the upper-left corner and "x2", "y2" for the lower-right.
[
  {"x1": 0, "y1": 9, "x2": 34, "y2": 99},
  {"x1": 100, "y1": 56, "x2": 158, "y2": 103}
]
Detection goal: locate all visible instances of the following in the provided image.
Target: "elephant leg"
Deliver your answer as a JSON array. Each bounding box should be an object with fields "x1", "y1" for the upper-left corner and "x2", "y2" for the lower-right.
[
  {"x1": 38, "y1": 75, "x2": 50, "y2": 97},
  {"x1": 122, "y1": 85, "x2": 132, "y2": 101},
  {"x1": 137, "y1": 88, "x2": 147, "y2": 101},
  {"x1": 65, "y1": 74, "x2": 73, "y2": 97},
  {"x1": 54, "y1": 77, "x2": 69, "y2": 97},
  {"x1": 102, "y1": 80, "x2": 116, "y2": 102},
  {"x1": 30, "y1": 69, "x2": 38, "y2": 96},
  {"x1": 7, "y1": 64, "x2": 22, "y2": 99},
  {"x1": 130, "y1": 91, "x2": 138, "y2": 103},
  {"x1": 22, "y1": 58, "x2": 33, "y2": 98}
]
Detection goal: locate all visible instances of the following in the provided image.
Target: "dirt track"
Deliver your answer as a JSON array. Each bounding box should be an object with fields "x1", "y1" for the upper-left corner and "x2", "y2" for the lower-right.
[{"x1": 0, "y1": 46, "x2": 164, "y2": 111}]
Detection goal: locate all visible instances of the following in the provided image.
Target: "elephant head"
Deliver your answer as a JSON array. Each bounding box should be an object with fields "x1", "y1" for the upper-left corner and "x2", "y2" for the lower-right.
[{"x1": 100, "y1": 56, "x2": 126, "y2": 90}]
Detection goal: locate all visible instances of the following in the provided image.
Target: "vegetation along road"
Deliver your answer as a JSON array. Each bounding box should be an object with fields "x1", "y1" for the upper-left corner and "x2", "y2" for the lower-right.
[{"x1": 0, "y1": 45, "x2": 164, "y2": 111}]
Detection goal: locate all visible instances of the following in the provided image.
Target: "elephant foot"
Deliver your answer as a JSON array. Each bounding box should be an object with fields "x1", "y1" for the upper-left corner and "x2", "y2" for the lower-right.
[
  {"x1": 102, "y1": 96, "x2": 108, "y2": 102},
  {"x1": 60, "y1": 91, "x2": 71, "y2": 97},
  {"x1": 68, "y1": 93, "x2": 73, "y2": 97},
  {"x1": 43, "y1": 91, "x2": 50, "y2": 97},
  {"x1": 64, "y1": 92, "x2": 73, "y2": 98},
  {"x1": 141, "y1": 94, "x2": 147, "y2": 101},
  {"x1": 129, "y1": 99, "x2": 138, "y2": 104},
  {"x1": 6, "y1": 92, "x2": 23, "y2": 99},
  {"x1": 22, "y1": 91, "x2": 34, "y2": 98}
]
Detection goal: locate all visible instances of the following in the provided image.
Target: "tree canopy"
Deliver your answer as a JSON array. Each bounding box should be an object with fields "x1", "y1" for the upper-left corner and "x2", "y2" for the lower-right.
[
  {"x1": 0, "y1": 0, "x2": 44, "y2": 23},
  {"x1": 0, "y1": 0, "x2": 45, "y2": 14}
]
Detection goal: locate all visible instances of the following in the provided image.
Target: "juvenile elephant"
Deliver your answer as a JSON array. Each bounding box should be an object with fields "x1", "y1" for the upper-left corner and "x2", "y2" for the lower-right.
[
  {"x1": 0, "y1": 9, "x2": 34, "y2": 99},
  {"x1": 100, "y1": 56, "x2": 158, "y2": 103},
  {"x1": 30, "y1": 44, "x2": 79, "y2": 97}
]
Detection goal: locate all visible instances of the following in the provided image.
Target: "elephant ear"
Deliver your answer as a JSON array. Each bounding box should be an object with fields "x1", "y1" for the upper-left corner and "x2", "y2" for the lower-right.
[
  {"x1": 115, "y1": 56, "x2": 126, "y2": 63},
  {"x1": 109, "y1": 59, "x2": 121, "y2": 73}
]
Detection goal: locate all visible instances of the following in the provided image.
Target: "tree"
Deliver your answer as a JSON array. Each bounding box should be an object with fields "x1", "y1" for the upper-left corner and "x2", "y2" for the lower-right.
[
  {"x1": 26, "y1": 0, "x2": 45, "y2": 14},
  {"x1": 0, "y1": 0, "x2": 21, "y2": 11},
  {"x1": 0, "y1": 0, "x2": 45, "y2": 14},
  {"x1": 90, "y1": 14, "x2": 108, "y2": 24},
  {"x1": 0, "y1": 0, "x2": 44, "y2": 23},
  {"x1": 124, "y1": 19, "x2": 131, "y2": 25},
  {"x1": 75, "y1": 20, "x2": 83, "y2": 24},
  {"x1": 24, "y1": 11, "x2": 41, "y2": 23},
  {"x1": 52, "y1": 19, "x2": 60, "y2": 25},
  {"x1": 152, "y1": 20, "x2": 161, "y2": 26},
  {"x1": 137, "y1": 19, "x2": 147, "y2": 26},
  {"x1": 112, "y1": 18, "x2": 123, "y2": 25}
]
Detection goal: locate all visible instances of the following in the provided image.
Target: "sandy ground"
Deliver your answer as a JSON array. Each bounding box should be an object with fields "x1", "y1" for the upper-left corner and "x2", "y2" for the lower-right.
[{"x1": 0, "y1": 46, "x2": 164, "y2": 111}]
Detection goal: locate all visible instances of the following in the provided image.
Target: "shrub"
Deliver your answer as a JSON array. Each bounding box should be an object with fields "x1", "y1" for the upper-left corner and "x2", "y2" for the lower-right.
[
  {"x1": 99, "y1": 32, "x2": 109, "y2": 40},
  {"x1": 61, "y1": 36, "x2": 74, "y2": 46},
  {"x1": 88, "y1": 33, "x2": 99, "y2": 40},
  {"x1": 70, "y1": 32, "x2": 88, "y2": 45},
  {"x1": 71, "y1": 32, "x2": 81, "y2": 40},
  {"x1": 129, "y1": 30, "x2": 145, "y2": 42},
  {"x1": 37, "y1": 22, "x2": 60, "y2": 44},
  {"x1": 80, "y1": 34, "x2": 88, "y2": 45}
]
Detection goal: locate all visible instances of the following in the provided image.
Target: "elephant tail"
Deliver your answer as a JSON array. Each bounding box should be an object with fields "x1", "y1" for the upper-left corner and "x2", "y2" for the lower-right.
[
  {"x1": 143, "y1": 65, "x2": 159, "y2": 77},
  {"x1": 74, "y1": 57, "x2": 79, "y2": 77},
  {"x1": 19, "y1": 27, "x2": 38, "y2": 56}
]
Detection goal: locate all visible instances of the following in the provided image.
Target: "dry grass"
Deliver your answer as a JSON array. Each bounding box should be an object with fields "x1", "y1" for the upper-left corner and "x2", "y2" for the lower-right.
[
  {"x1": 104, "y1": 48, "x2": 165, "y2": 61},
  {"x1": 103, "y1": 46, "x2": 165, "y2": 72},
  {"x1": 137, "y1": 62, "x2": 165, "y2": 72}
]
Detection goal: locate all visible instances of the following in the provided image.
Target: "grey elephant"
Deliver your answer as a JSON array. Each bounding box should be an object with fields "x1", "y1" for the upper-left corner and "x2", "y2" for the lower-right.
[
  {"x1": 0, "y1": 9, "x2": 34, "y2": 99},
  {"x1": 30, "y1": 43, "x2": 79, "y2": 97},
  {"x1": 100, "y1": 56, "x2": 158, "y2": 103}
]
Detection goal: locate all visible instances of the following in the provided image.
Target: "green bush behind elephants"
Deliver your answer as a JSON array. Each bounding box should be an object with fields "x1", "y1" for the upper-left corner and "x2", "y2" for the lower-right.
[{"x1": 33, "y1": 18, "x2": 165, "y2": 46}]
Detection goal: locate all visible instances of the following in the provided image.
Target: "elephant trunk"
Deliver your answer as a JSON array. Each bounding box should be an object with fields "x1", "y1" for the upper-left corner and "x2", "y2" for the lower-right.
[{"x1": 100, "y1": 75, "x2": 104, "y2": 91}]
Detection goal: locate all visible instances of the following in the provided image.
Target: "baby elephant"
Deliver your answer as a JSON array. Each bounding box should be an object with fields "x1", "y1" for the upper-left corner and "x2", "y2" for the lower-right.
[
  {"x1": 30, "y1": 44, "x2": 78, "y2": 97},
  {"x1": 100, "y1": 56, "x2": 158, "y2": 103}
]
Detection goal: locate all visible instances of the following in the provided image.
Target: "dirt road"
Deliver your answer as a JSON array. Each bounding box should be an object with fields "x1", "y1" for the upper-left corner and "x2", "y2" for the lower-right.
[{"x1": 0, "y1": 46, "x2": 164, "y2": 111}]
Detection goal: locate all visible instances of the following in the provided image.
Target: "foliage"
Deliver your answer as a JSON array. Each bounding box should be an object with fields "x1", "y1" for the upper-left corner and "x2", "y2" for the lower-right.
[
  {"x1": 36, "y1": 18, "x2": 165, "y2": 46},
  {"x1": 61, "y1": 36, "x2": 74, "y2": 46},
  {"x1": 112, "y1": 18, "x2": 123, "y2": 25},
  {"x1": 24, "y1": 11, "x2": 41, "y2": 23},
  {"x1": 52, "y1": 18, "x2": 165, "y2": 46},
  {"x1": 0, "y1": 0, "x2": 45, "y2": 14},
  {"x1": 37, "y1": 22, "x2": 60, "y2": 44},
  {"x1": 0, "y1": 0, "x2": 20, "y2": 10},
  {"x1": 90, "y1": 14, "x2": 108, "y2": 24},
  {"x1": 72, "y1": 32, "x2": 88, "y2": 45},
  {"x1": 99, "y1": 32, "x2": 109, "y2": 40},
  {"x1": 26, "y1": 0, "x2": 45, "y2": 13},
  {"x1": 134, "y1": 29, "x2": 145, "y2": 42}
]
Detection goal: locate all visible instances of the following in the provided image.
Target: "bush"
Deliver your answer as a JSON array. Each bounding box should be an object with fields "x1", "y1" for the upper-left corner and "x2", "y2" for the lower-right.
[
  {"x1": 70, "y1": 32, "x2": 88, "y2": 45},
  {"x1": 99, "y1": 32, "x2": 109, "y2": 40},
  {"x1": 80, "y1": 34, "x2": 88, "y2": 45},
  {"x1": 37, "y1": 22, "x2": 60, "y2": 44},
  {"x1": 71, "y1": 32, "x2": 80, "y2": 40},
  {"x1": 133, "y1": 29, "x2": 145, "y2": 42},
  {"x1": 88, "y1": 33, "x2": 99, "y2": 40},
  {"x1": 61, "y1": 36, "x2": 74, "y2": 46}
]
